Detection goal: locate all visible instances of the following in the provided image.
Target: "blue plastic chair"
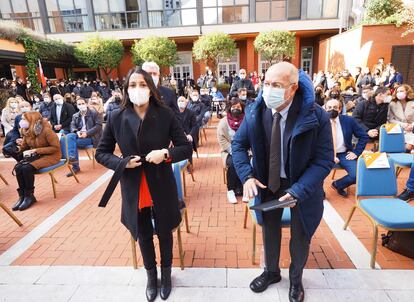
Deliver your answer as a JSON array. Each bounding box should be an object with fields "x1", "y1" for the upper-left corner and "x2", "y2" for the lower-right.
[
  {"x1": 37, "y1": 135, "x2": 80, "y2": 198},
  {"x1": 379, "y1": 124, "x2": 414, "y2": 176},
  {"x1": 343, "y1": 157, "x2": 414, "y2": 268},
  {"x1": 243, "y1": 198, "x2": 291, "y2": 265}
]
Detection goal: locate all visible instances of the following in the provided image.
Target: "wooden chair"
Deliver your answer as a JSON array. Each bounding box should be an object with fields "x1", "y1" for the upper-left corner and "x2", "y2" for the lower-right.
[
  {"x1": 80, "y1": 145, "x2": 96, "y2": 168},
  {"x1": 331, "y1": 165, "x2": 351, "y2": 195},
  {"x1": 199, "y1": 127, "x2": 207, "y2": 146},
  {"x1": 0, "y1": 173, "x2": 9, "y2": 185},
  {"x1": 222, "y1": 167, "x2": 228, "y2": 185},
  {"x1": 0, "y1": 202, "x2": 22, "y2": 226},
  {"x1": 178, "y1": 160, "x2": 195, "y2": 197}
]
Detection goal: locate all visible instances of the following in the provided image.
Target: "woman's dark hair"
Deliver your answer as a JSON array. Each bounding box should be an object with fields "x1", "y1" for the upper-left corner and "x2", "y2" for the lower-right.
[
  {"x1": 225, "y1": 97, "x2": 245, "y2": 114},
  {"x1": 121, "y1": 66, "x2": 163, "y2": 109},
  {"x1": 373, "y1": 87, "x2": 389, "y2": 98},
  {"x1": 345, "y1": 85, "x2": 355, "y2": 92}
]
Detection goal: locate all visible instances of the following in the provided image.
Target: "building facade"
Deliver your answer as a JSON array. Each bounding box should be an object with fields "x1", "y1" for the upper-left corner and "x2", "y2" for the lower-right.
[{"x1": 0, "y1": 0, "x2": 359, "y2": 80}]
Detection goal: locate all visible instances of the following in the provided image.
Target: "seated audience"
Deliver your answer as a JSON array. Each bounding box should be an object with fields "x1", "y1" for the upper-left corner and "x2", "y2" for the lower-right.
[
  {"x1": 187, "y1": 89, "x2": 210, "y2": 128},
  {"x1": 237, "y1": 87, "x2": 253, "y2": 106},
  {"x1": 217, "y1": 97, "x2": 246, "y2": 204},
  {"x1": 341, "y1": 86, "x2": 359, "y2": 112},
  {"x1": 39, "y1": 93, "x2": 53, "y2": 120},
  {"x1": 397, "y1": 164, "x2": 414, "y2": 200},
  {"x1": 32, "y1": 94, "x2": 43, "y2": 111},
  {"x1": 326, "y1": 99, "x2": 369, "y2": 197},
  {"x1": 314, "y1": 85, "x2": 325, "y2": 106},
  {"x1": 104, "y1": 92, "x2": 122, "y2": 120},
  {"x1": 177, "y1": 96, "x2": 198, "y2": 162},
  {"x1": 1, "y1": 97, "x2": 20, "y2": 135},
  {"x1": 338, "y1": 70, "x2": 356, "y2": 91},
  {"x1": 230, "y1": 68, "x2": 255, "y2": 97},
  {"x1": 12, "y1": 111, "x2": 61, "y2": 211},
  {"x1": 89, "y1": 95, "x2": 105, "y2": 116},
  {"x1": 50, "y1": 94, "x2": 76, "y2": 133}
]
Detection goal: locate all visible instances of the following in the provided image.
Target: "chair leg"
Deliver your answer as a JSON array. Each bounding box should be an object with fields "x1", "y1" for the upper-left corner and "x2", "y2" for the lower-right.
[
  {"x1": 49, "y1": 173, "x2": 57, "y2": 199},
  {"x1": 182, "y1": 169, "x2": 187, "y2": 197},
  {"x1": 85, "y1": 149, "x2": 92, "y2": 160},
  {"x1": 184, "y1": 208, "x2": 190, "y2": 233},
  {"x1": 252, "y1": 224, "x2": 256, "y2": 265},
  {"x1": 370, "y1": 224, "x2": 378, "y2": 269},
  {"x1": 203, "y1": 128, "x2": 207, "y2": 142},
  {"x1": 243, "y1": 204, "x2": 248, "y2": 229},
  {"x1": 196, "y1": 150, "x2": 199, "y2": 158},
  {"x1": 343, "y1": 205, "x2": 357, "y2": 230},
  {"x1": 68, "y1": 165, "x2": 80, "y2": 183},
  {"x1": 177, "y1": 226, "x2": 184, "y2": 270},
  {"x1": 92, "y1": 149, "x2": 96, "y2": 169},
  {"x1": 396, "y1": 167, "x2": 402, "y2": 178},
  {"x1": 0, "y1": 173, "x2": 9, "y2": 185},
  {"x1": 0, "y1": 202, "x2": 23, "y2": 226},
  {"x1": 331, "y1": 169, "x2": 336, "y2": 180},
  {"x1": 223, "y1": 168, "x2": 227, "y2": 185},
  {"x1": 52, "y1": 174, "x2": 58, "y2": 184},
  {"x1": 130, "y1": 234, "x2": 138, "y2": 269}
]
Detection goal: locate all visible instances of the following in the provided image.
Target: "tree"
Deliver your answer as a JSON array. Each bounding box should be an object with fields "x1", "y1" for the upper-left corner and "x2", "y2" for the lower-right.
[
  {"x1": 363, "y1": 0, "x2": 404, "y2": 24},
  {"x1": 74, "y1": 34, "x2": 124, "y2": 82},
  {"x1": 254, "y1": 30, "x2": 296, "y2": 64},
  {"x1": 131, "y1": 36, "x2": 177, "y2": 69},
  {"x1": 192, "y1": 32, "x2": 236, "y2": 78}
]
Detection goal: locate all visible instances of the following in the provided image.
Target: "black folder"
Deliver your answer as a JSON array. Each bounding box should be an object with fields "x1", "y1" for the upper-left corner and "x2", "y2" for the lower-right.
[{"x1": 249, "y1": 199, "x2": 297, "y2": 212}]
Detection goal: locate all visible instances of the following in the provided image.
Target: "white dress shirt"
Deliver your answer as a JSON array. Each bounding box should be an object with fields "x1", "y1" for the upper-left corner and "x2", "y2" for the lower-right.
[
  {"x1": 333, "y1": 117, "x2": 347, "y2": 153},
  {"x1": 56, "y1": 104, "x2": 62, "y2": 125},
  {"x1": 272, "y1": 102, "x2": 292, "y2": 178}
]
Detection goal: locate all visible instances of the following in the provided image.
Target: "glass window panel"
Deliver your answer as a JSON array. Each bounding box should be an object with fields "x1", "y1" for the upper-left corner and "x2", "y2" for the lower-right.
[
  {"x1": 323, "y1": 0, "x2": 338, "y2": 18},
  {"x1": 148, "y1": 11, "x2": 163, "y2": 27},
  {"x1": 218, "y1": 0, "x2": 234, "y2": 6},
  {"x1": 126, "y1": 0, "x2": 139, "y2": 11},
  {"x1": 0, "y1": 1, "x2": 12, "y2": 14},
  {"x1": 93, "y1": 0, "x2": 108, "y2": 13},
  {"x1": 109, "y1": 0, "x2": 126, "y2": 12},
  {"x1": 288, "y1": 0, "x2": 301, "y2": 19},
  {"x1": 12, "y1": 0, "x2": 28, "y2": 13},
  {"x1": 126, "y1": 12, "x2": 140, "y2": 27},
  {"x1": 45, "y1": 0, "x2": 60, "y2": 16},
  {"x1": 271, "y1": 0, "x2": 286, "y2": 21},
  {"x1": 95, "y1": 14, "x2": 112, "y2": 30},
  {"x1": 234, "y1": 6, "x2": 249, "y2": 22},
  {"x1": 164, "y1": 10, "x2": 181, "y2": 26},
  {"x1": 219, "y1": 6, "x2": 234, "y2": 23},
  {"x1": 235, "y1": 0, "x2": 248, "y2": 4},
  {"x1": 62, "y1": 15, "x2": 79, "y2": 32},
  {"x1": 181, "y1": 9, "x2": 197, "y2": 25},
  {"x1": 112, "y1": 12, "x2": 126, "y2": 28},
  {"x1": 49, "y1": 17, "x2": 64, "y2": 32},
  {"x1": 27, "y1": 0, "x2": 40, "y2": 13},
  {"x1": 147, "y1": 0, "x2": 162, "y2": 10},
  {"x1": 256, "y1": 2, "x2": 270, "y2": 22},
  {"x1": 203, "y1": 7, "x2": 217, "y2": 24},
  {"x1": 58, "y1": 0, "x2": 75, "y2": 12},
  {"x1": 74, "y1": 0, "x2": 88, "y2": 14},
  {"x1": 32, "y1": 18, "x2": 44, "y2": 32},
  {"x1": 307, "y1": 0, "x2": 322, "y2": 19},
  {"x1": 203, "y1": 0, "x2": 216, "y2": 7},
  {"x1": 78, "y1": 15, "x2": 92, "y2": 31},
  {"x1": 181, "y1": 0, "x2": 196, "y2": 9}
]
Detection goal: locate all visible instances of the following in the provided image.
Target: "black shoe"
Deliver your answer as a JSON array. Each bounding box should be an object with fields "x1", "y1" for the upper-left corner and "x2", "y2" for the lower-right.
[
  {"x1": 397, "y1": 188, "x2": 414, "y2": 201},
  {"x1": 19, "y1": 192, "x2": 37, "y2": 211},
  {"x1": 66, "y1": 169, "x2": 80, "y2": 177},
  {"x1": 289, "y1": 283, "x2": 304, "y2": 302},
  {"x1": 145, "y1": 267, "x2": 158, "y2": 302},
  {"x1": 331, "y1": 181, "x2": 348, "y2": 197},
  {"x1": 234, "y1": 188, "x2": 243, "y2": 197},
  {"x1": 160, "y1": 266, "x2": 172, "y2": 300},
  {"x1": 12, "y1": 189, "x2": 25, "y2": 211},
  {"x1": 249, "y1": 271, "x2": 281, "y2": 293},
  {"x1": 68, "y1": 157, "x2": 78, "y2": 164}
]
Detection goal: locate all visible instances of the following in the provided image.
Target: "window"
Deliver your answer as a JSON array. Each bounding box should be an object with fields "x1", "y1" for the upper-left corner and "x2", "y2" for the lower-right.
[
  {"x1": 323, "y1": 0, "x2": 338, "y2": 18},
  {"x1": 307, "y1": 0, "x2": 322, "y2": 19},
  {"x1": 0, "y1": 1, "x2": 12, "y2": 19},
  {"x1": 288, "y1": 0, "x2": 301, "y2": 19},
  {"x1": 170, "y1": 51, "x2": 193, "y2": 79},
  {"x1": 0, "y1": 0, "x2": 43, "y2": 32},
  {"x1": 218, "y1": 49, "x2": 239, "y2": 76},
  {"x1": 301, "y1": 47, "x2": 313, "y2": 75},
  {"x1": 46, "y1": 0, "x2": 91, "y2": 32},
  {"x1": 255, "y1": 0, "x2": 286, "y2": 22},
  {"x1": 203, "y1": 0, "x2": 249, "y2": 24},
  {"x1": 93, "y1": 0, "x2": 141, "y2": 30},
  {"x1": 147, "y1": 0, "x2": 197, "y2": 28}
]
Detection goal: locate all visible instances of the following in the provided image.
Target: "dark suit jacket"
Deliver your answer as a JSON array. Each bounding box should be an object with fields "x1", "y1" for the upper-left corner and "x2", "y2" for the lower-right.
[
  {"x1": 337, "y1": 115, "x2": 369, "y2": 156},
  {"x1": 230, "y1": 79, "x2": 255, "y2": 97},
  {"x1": 95, "y1": 103, "x2": 192, "y2": 240},
  {"x1": 158, "y1": 85, "x2": 180, "y2": 121},
  {"x1": 70, "y1": 108, "x2": 103, "y2": 148},
  {"x1": 179, "y1": 108, "x2": 199, "y2": 150},
  {"x1": 50, "y1": 102, "x2": 76, "y2": 132},
  {"x1": 4, "y1": 114, "x2": 22, "y2": 145}
]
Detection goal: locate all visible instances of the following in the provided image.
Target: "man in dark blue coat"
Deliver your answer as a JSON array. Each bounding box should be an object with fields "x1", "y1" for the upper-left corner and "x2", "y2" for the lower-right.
[
  {"x1": 232, "y1": 62, "x2": 334, "y2": 302},
  {"x1": 326, "y1": 99, "x2": 369, "y2": 197}
]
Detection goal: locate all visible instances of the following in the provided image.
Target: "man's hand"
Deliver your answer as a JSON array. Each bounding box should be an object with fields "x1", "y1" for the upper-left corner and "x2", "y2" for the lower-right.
[
  {"x1": 279, "y1": 193, "x2": 296, "y2": 208},
  {"x1": 186, "y1": 134, "x2": 193, "y2": 142},
  {"x1": 16, "y1": 138, "x2": 23, "y2": 146},
  {"x1": 54, "y1": 124, "x2": 62, "y2": 131},
  {"x1": 367, "y1": 129, "x2": 378, "y2": 138},
  {"x1": 146, "y1": 149, "x2": 167, "y2": 164},
  {"x1": 126, "y1": 156, "x2": 141, "y2": 169},
  {"x1": 79, "y1": 132, "x2": 87, "y2": 139},
  {"x1": 334, "y1": 157, "x2": 340, "y2": 164},
  {"x1": 345, "y1": 152, "x2": 357, "y2": 160},
  {"x1": 243, "y1": 178, "x2": 266, "y2": 199}
]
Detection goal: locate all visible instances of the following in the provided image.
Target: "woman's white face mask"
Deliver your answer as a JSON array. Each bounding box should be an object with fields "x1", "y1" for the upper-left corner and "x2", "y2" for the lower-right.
[{"x1": 128, "y1": 87, "x2": 150, "y2": 106}]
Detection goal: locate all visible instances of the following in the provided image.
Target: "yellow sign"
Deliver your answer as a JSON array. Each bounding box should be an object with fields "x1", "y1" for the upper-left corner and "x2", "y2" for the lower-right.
[{"x1": 362, "y1": 152, "x2": 390, "y2": 169}]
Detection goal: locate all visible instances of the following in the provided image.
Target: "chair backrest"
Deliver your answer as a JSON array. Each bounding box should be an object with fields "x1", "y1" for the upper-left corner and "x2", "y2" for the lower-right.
[
  {"x1": 172, "y1": 162, "x2": 184, "y2": 200},
  {"x1": 379, "y1": 125, "x2": 405, "y2": 153},
  {"x1": 58, "y1": 134, "x2": 69, "y2": 163},
  {"x1": 356, "y1": 156, "x2": 397, "y2": 197}
]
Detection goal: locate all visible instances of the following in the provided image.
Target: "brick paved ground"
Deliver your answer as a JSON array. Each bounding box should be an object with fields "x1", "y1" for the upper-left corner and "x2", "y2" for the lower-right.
[{"x1": 1, "y1": 119, "x2": 414, "y2": 269}]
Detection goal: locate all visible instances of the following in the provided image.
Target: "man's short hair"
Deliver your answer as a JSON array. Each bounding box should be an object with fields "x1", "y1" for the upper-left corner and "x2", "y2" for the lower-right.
[
  {"x1": 142, "y1": 61, "x2": 160, "y2": 73},
  {"x1": 373, "y1": 87, "x2": 388, "y2": 97},
  {"x1": 237, "y1": 88, "x2": 247, "y2": 94}
]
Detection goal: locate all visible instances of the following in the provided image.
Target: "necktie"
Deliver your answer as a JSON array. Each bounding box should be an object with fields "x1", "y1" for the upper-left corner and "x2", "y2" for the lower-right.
[
  {"x1": 331, "y1": 120, "x2": 337, "y2": 157},
  {"x1": 268, "y1": 112, "x2": 282, "y2": 193}
]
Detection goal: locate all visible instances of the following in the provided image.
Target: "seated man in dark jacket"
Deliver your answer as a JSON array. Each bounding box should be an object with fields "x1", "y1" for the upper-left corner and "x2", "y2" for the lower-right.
[
  {"x1": 65, "y1": 98, "x2": 103, "y2": 176},
  {"x1": 177, "y1": 96, "x2": 198, "y2": 161},
  {"x1": 50, "y1": 94, "x2": 76, "y2": 133},
  {"x1": 39, "y1": 93, "x2": 54, "y2": 120},
  {"x1": 187, "y1": 89, "x2": 210, "y2": 127},
  {"x1": 352, "y1": 87, "x2": 390, "y2": 140},
  {"x1": 230, "y1": 68, "x2": 255, "y2": 97},
  {"x1": 326, "y1": 99, "x2": 369, "y2": 197}
]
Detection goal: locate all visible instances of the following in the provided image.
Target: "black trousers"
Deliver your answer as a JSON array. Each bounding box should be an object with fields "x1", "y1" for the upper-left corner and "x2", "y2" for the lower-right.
[
  {"x1": 226, "y1": 155, "x2": 242, "y2": 192},
  {"x1": 15, "y1": 163, "x2": 37, "y2": 193},
  {"x1": 136, "y1": 207, "x2": 173, "y2": 270},
  {"x1": 262, "y1": 179, "x2": 310, "y2": 285}
]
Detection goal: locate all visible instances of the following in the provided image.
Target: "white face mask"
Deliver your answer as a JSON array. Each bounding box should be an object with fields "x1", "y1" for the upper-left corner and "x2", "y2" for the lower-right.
[
  {"x1": 128, "y1": 87, "x2": 150, "y2": 106},
  {"x1": 78, "y1": 104, "x2": 87, "y2": 112},
  {"x1": 152, "y1": 76, "x2": 159, "y2": 87},
  {"x1": 262, "y1": 86, "x2": 286, "y2": 109},
  {"x1": 191, "y1": 96, "x2": 199, "y2": 102},
  {"x1": 10, "y1": 103, "x2": 18, "y2": 109},
  {"x1": 396, "y1": 91, "x2": 407, "y2": 100},
  {"x1": 239, "y1": 95, "x2": 247, "y2": 101},
  {"x1": 55, "y1": 99, "x2": 64, "y2": 105},
  {"x1": 178, "y1": 102, "x2": 186, "y2": 110},
  {"x1": 44, "y1": 97, "x2": 51, "y2": 103},
  {"x1": 383, "y1": 95, "x2": 392, "y2": 103},
  {"x1": 362, "y1": 93, "x2": 369, "y2": 100},
  {"x1": 21, "y1": 107, "x2": 30, "y2": 113},
  {"x1": 240, "y1": 74, "x2": 246, "y2": 79},
  {"x1": 34, "y1": 98, "x2": 40, "y2": 102}
]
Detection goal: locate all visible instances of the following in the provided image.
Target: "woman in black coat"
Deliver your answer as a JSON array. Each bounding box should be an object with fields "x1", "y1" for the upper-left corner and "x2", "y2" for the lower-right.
[{"x1": 95, "y1": 67, "x2": 192, "y2": 302}]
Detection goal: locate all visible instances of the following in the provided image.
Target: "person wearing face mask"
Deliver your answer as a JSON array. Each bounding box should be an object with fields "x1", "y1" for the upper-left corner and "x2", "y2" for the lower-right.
[
  {"x1": 15, "y1": 77, "x2": 27, "y2": 99},
  {"x1": 63, "y1": 98, "x2": 103, "y2": 177},
  {"x1": 39, "y1": 93, "x2": 53, "y2": 120},
  {"x1": 325, "y1": 99, "x2": 368, "y2": 197},
  {"x1": 177, "y1": 96, "x2": 198, "y2": 160},
  {"x1": 338, "y1": 70, "x2": 356, "y2": 91},
  {"x1": 385, "y1": 66, "x2": 404, "y2": 88},
  {"x1": 232, "y1": 62, "x2": 334, "y2": 302},
  {"x1": 2, "y1": 101, "x2": 32, "y2": 161},
  {"x1": 73, "y1": 81, "x2": 82, "y2": 96},
  {"x1": 217, "y1": 98, "x2": 246, "y2": 204},
  {"x1": 31, "y1": 94, "x2": 43, "y2": 112},
  {"x1": 237, "y1": 87, "x2": 253, "y2": 106},
  {"x1": 12, "y1": 111, "x2": 61, "y2": 211},
  {"x1": 80, "y1": 81, "x2": 94, "y2": 99},
  {"x1": 142, "y1": 61, "x2": 181, "y2": 122},
  {"x1": 96, "y1": 67, "x2": 192, "y2": 302},
  {"x1": 48, "y1": 80, "x2": 60, "y2": 98},
  {"x1": 341, "y1": 86, "x2": 359, "y2": 112},
  {"x1": 50, "y1": 94, "x2": 76, "y2": 134},
  {"x1": 387, "y1": 84, "x2": 414, "y2": 151},
  {"x1": 98, "y1": 81, "x2": 111, "y2": 102},
  {"x1": 187, "y1": 89, "x2": 209, "y2": 128},
  {"x1": 210, "y1": 86, "x2": 225, "y2": 116},
  {"x1": 57, "y1": 80, "x2": 70, "y2": 96},
  {"x1": 104, "y1": 92, "x2": 122, "y2": 120},
  {"x1": 230, "y1": 68, "x2": 255, "y2": 98},
  {"x1": 314, "y1": 85, "x2": 325, "y2": 106},
  {"x1": 353, "y1": 87, "x2": 390, "y2": 140},
  {"x1": 1, "y1": 97, "x2": 21, "y2": 135}
]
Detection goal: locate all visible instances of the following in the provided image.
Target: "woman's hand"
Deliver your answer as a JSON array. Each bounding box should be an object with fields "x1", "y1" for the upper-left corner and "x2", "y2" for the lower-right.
[
  {"x1": 146, "y1": 149, "x2": 168, "y2": 164},
  {"x1": 126, "y1": 156, "x2": 141, "y2": 169}
]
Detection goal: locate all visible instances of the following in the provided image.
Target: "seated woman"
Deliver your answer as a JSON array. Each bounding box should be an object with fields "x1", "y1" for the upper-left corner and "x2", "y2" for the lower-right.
[
  {"x1": 387, "y1": 84, "x2": 414, "y2": 151},
  {"x1": 1, "y1": 97, "x2": 21, "y2": 136},
  {"x1": 217, "y1": 97, "x2": 246, "y2": 204},
  {"x1": 13, "y1": 111, "x2": 61, "y2": 211},
  {"x1": 177, "y1": 96, "x2": 198, "y2": 163}
]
